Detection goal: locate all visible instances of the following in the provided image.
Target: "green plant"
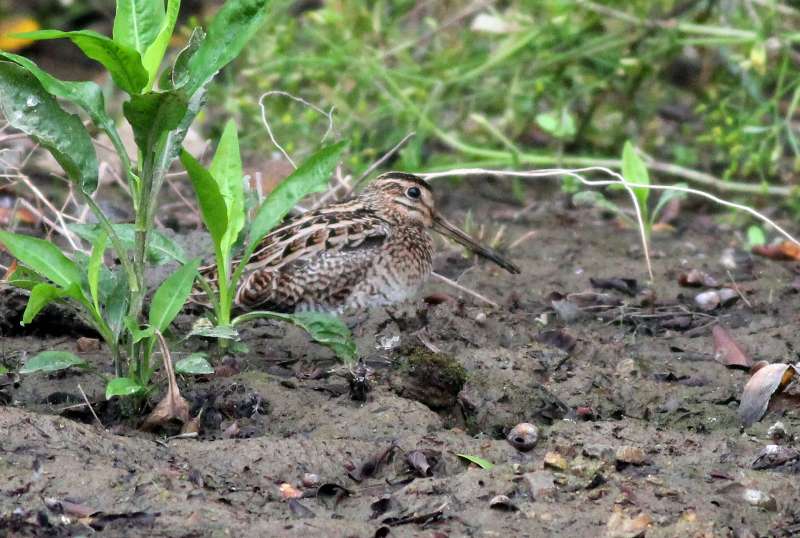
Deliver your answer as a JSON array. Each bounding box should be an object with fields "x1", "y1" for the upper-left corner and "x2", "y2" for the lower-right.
[
  {"x1": 573, "y1": 141, "x2": 687, "y2": 238},
  {"x1": 180, "y1": 124, "x2": 356, "y2": 363},
  {"x1": 0, "y1": 0, "x2": 272, "y2": 400}
]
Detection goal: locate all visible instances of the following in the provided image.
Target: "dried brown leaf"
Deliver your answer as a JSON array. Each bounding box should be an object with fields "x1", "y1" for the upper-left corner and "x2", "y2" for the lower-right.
[
  {"x1": 141, "y1": 332, "x2": 189, "y2": 431},
  {"x1": 712, "y1": 325, "x2": 752, "y2": 369},
  {"x1": 738, "y1": 363, "x2": 797, "y2": 427}
]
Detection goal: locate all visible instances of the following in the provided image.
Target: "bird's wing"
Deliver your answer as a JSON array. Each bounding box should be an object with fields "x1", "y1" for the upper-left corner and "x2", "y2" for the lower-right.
[{"x1": 233, "y1": 210, "x2": 391, "y2": 312}]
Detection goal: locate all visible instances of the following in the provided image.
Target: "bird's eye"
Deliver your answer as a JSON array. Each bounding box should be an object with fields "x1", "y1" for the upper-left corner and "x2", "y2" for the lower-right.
[{"x1": 406, "y1": 186, "x2": 421, "y2": 199}]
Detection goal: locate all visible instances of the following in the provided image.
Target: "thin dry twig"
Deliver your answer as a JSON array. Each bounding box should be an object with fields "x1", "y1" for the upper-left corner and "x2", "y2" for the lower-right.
[
  {"x1": 431, "y1": 271, "x2": 499, "y2": 308},
  {"x1": 77, "y1": 383, "x2": 104, "y2": 429}
]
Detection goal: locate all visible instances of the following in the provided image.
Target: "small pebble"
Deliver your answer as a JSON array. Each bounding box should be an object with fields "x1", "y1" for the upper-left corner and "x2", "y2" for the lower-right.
[
  {"x1": 474, "y1": 312, "x2": 487, "y2": 326},
  {"x1": 742, "y1": 488, "x2": 777, "y2": 511},
  {"x1": 506, "y1": 422, "x2": 539, "y2": 451},
  {"x1": 543, "y1": 451, "x2": 568, "y2": 471},
  {"x1": 767, "y1": 421, "x2": 787, "y2": 442},
  {"x1": 302, "y1": 473, "x2": 320, "y2": 488},
  {"x1": 615, "y1": 446, "x2": 646, "y2": 466}
]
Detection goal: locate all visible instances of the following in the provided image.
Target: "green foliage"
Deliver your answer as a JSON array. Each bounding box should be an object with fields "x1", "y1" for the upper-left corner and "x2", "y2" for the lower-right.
[
  {"x1": 747, "y1": 225, "x2": 767, "y2": 248},
  {"x1": 455, "y1": 454, "x2": 495, "y2": 470},
  {"x1": 0, "y1": 62, "x2": 98, "y2": 192},
  {"x1": 175, "y1": 353, "x2": 214, "y2": 375},
  {"x1": 0, "y1": 0, "x2": 272, "y2": 405},
  {"x1": 183, "y1": 131, "x2": 356, "y2": 362},
  {"x1": 20, "y1": 351, "x2": 88, "y2": 374}
]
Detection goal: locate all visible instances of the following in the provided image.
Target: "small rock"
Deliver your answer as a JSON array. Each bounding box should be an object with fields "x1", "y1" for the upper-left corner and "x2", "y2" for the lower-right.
[
  {"x1": 76, "y1": 337, "x2": 100, "y2": 352},
  {"x1": 606, "y1": 506, "x2": 652, "y2": 538},
  {"x1": 523, "y1": 471, "x2": 556, "y2": 499},
  {"x1": 552, "y1": 299, "x2": 581, "y2": 323},
  {"x1": 742, "y1": 488, "x2": 777, "y2": 511},
  {"x1": 767, "y1": 421, "x2": 787, "y2": 442},
  {"x1": 615, "y1": 359, "x2": 638, "y2": 379},
  {"x1": 583, "y1": 444, "x2": 614, "y2": 460},
  {"x1": 615, "y1": 446, "x2": 647, "y2": 466},
  {"x1": 506, "y1": 422, "x2": 539, "y2": 451},
  {"x1": 474, "y1": 312, "x2": 487, "y2": 326},
  {"x1": 543, "y1": 451, "x2": 568, "y2": 471}
]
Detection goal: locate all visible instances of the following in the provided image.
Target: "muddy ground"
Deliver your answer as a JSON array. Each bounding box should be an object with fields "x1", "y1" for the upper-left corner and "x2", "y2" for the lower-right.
[{"x1": 2, "y1": 183, "x2": 800, "y2": 537}]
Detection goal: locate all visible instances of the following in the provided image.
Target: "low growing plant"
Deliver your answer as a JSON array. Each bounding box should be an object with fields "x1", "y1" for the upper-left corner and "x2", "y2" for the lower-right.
[
  {"x1": 180, "y1": 122, "x2": 356, "y2": 363},
  {"x1": 0, "y1": 0, "x2": 356, "y2": 402}
]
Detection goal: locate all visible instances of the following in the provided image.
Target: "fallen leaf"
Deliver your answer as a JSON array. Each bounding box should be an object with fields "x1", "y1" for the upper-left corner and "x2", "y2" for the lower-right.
[
  {"x1": 753, "y1": 241, "x2": 800, "y2": 261},
  {"x1": 348, "y1": 443, "x2": 397, "y2": 482},
  {"x1": 738, "y1": 363, "x2": 797, "y2": 427},
  {"x1": 712, "y1": 325, "x2": 752, "y2": 369},
  {"x1": 141, "y1": 333, "x2": 190, "y2": 431}
]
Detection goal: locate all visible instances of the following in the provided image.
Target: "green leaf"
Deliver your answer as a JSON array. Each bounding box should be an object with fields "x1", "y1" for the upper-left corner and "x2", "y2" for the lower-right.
[
  {"x1": 69, "y1": 223, "x2": 186, "y2": 265},
  {"x1": 20, "y1": 351, "x2": 88, "y2": 374},
  {"x1": 180, "y1": 149, "x2": 229, "y2": 249},
  {"x1": 249, "y1": 141, "x2": 346, "y2": 248},
  {"x1": 182, "y1": 0, "x2": 271, "y2": 95},
  {"x1": 211, "y1": 120, "x2": 245, "y2": 258},
  {"x1": 164, "y1": 27, "x2": 204, "y2": 89},
  {"x1": 535, "y1": 109, "x2": 576, "y2": 140},
  {"x1": 6, "y1": 265, "x2": 46, "y2": 291},
  {"x1": 16, "y1": 30, "x2": 148, "y2": 94},
  {"x1": 234, "y1": 311, "x2": 357, "y2": 364},
  {"x1": 621, "y1": 141, "x2": 650, "y2": 216},
  {"x1": 0, "y1": 365, "x2": 7, "y2": 375},
  {"x1": 22, "y1": 283, "x2": 82, "y2": 325},
  {"x1": 124, "y1": 317, "x2": 156, "y2": 343},
  {"x1": 0, "y1": 52, "x2": 108, "y2": 127},
  {"x1": 106, "y1": 377, "x2": 145, "y2": 399},
  {"x1": 0, "y1": 62, "x2": 99, "y2": 192},
  {"x1": 455, "y1": 454, "x2": 495, "y2": 470},
  {"x1": 113, "y1": 0, "x2": 165, "y2": 54},
  {"x1": 106, "y1": 275, "x2": 129, "y2": 340},
  {"x1": 149, "y1": 259, "x2": 201, "y2": 332},
  {"x1": 87, "y1": 231, "x2": 108, "y2": 314},
  {"x1": 187, "y1": 319, "x2": 240, "y2": 340},
  {"x1": 747, "y1": 225, "x2": 767, "y2": 248},
  {"x1": 175, "y1": 353, "x2": 214, "y2": 375},
  {"x1": 142, "y1": 0, "x2": 181, "y2": 88},
  {"x1": 122, "y1": 90, "x2": 189, "y2": 153},
  {"x1": 0, "y1": 231, "x2": 82, "y2": 289}
]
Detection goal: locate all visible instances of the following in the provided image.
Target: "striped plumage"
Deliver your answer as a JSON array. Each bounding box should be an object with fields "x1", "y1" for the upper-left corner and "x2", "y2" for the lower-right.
[{"x1": 201, "y1": 172, "x2": 519, "y2": 314}]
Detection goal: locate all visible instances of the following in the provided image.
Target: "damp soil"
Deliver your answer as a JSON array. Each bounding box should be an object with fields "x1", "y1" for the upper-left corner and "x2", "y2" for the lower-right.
[{"x1": 2, "y1": 184, "x2": 800, "y2": 537}]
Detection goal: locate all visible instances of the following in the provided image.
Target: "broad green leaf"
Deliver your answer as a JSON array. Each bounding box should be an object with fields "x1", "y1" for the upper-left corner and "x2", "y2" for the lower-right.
[
  {"x1": 183, "y1": 0, "x2": 271, "y2": 95},
  {"x1": 20, "y1": 351, "x2": 88, "y2": 374},
  {"x1": 22, "y1": 283, "x2": 82, "y2": 325},
  {"x1": 106, "y1": 377, "x2": 145, "y2": 399},
  {"x1": 249, "y1": 141, "x2": 346, "y2": 248},
  {"x1": 0, "y1": 231, "x2": 82, "y2": 289},
  {"x1": 16, "y1": 30, "x2": 148, "y2": 94},
  {"x1": 123, "y1": 90, "x2": 189, "y2": 153},
  {"x1": 187, "y1": 319, "x2": 240, "y2": 340},
  {"x1": 0, "y1": 365, "x2": 7, "y2": 375},
  {"x1": 210, "y1": 120, "x2": 245, "y2": 258},
  {"x1": 87, "y1": 231, "x2": 107, "y2": 314},
  {"x1": 149, "y1": 258, "x2": 201, "y2": 332},
  {"x1": 113, "y1": 0, "x2": 165, "y2": 54},
  {"x1": 0, "y1": 62, "x2": 99, "y2": 192},
  {"x1": 142, "y1": 0, "x2": 181, "y2": 88},
  {"x1": 69, "y1": 223, "x2": 186, "y2": 265},
  {"x1": 180, "y1": 149, "x2": 229, "y2": 249},
  {"x1": 0, "y1": 52, "x2": 107, "y2": 127},
  {"x1": 747, "y1": 225, "x2": 767, "y2": 248},
  {"x1": 234, "y1": 311, "x2": 357, "y2": 364},
  {"x1": 455, "y1": 454, "x2": 495, "y2": 470},
  {"x1": 621, "y1": 141, "x2": 650, "y2": 215},
  {"x1": 175, "y1": 353, "x2": 214, "y2": 375}
]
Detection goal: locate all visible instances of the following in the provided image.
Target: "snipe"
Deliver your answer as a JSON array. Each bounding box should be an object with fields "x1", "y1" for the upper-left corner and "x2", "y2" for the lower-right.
[{"x1": 212, "y1": 172, "x2": 519, "y2": 314}]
